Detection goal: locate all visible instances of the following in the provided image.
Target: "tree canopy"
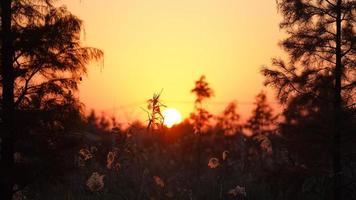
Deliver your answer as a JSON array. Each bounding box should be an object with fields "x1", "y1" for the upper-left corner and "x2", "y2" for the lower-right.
[
  {"x1": 1, "y1": 0, "x2": 103, "y2": 112},
  {"x1": 261, "y1": 1, "x2": 355, "y2": 199},
  {"x1": 0, "y1": 1, "x2": 103, "y2": 199}
]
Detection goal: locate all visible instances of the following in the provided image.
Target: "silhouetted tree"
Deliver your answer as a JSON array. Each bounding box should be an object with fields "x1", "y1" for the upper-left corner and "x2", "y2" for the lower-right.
[
  {"x1": 86, "y1": 110, "x2": 113, "y2": 133},
  {"x1": 245, "y1": 91, "x2": 276, "y2": 137},
  {"x1": 190, "y1": 75, "x2": 214, "y2": 199},
  {"x1": 216, "y1": 101, "x2": 241, "y2": 136},
  {"x1": 0, "y1": 1, "x2": 102, "y2": 199},
  {"x1": 190, "y1": 75, "x2": 214, "y2": 134},
  {"x1": 1, "y1": 0, "x2": 15, "y2": 199},
  {"x1": 244, "y1": 92, "x2": 275, "y2": 172},
  {"x1": 262, "y1": 0, "x2": 355, "y2": 199}
]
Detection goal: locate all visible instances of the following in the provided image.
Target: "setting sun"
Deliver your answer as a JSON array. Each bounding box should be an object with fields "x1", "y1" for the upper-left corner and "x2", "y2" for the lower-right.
[{"x1": 163, "y1": 108, "x2": 182, "y2": 128}]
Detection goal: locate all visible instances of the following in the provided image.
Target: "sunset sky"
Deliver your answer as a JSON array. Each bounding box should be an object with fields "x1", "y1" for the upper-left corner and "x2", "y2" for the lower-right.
[{"x1": 61, "y1": 0, "x2": 285, "y2": 124}]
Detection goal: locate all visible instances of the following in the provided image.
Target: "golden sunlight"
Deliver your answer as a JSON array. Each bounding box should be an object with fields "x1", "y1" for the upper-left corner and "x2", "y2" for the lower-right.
[{"x1": 163, "y1": 108, "x2": 182, "y2": 128}]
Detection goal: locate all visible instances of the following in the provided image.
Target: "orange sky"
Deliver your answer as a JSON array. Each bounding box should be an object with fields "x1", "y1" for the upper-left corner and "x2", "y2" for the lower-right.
[{"x1": 61, "y1": 0, "x2": 285, "y2": 124}]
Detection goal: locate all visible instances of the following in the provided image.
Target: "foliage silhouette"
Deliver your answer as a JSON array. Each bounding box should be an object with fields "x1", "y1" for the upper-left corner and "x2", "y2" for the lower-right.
[
  {"x1": 1, "y1": 0, "x2": 354, "y2": 200},
  {"x1": 190, "y1": 75, "x2": 214, "y2": 199},
  {"x1": 262, "y1": 0, "x2": 355, "y2": 199},
  {"x1": 245, "y1": 91, "x2": 276, "y2": 137},
  {"x1": 145, "y1": 91, "x2": 165, "y2": 132},
  {"x1": 1, "y1": 0, "x2": 15, "y2": 199},
  {"x1": 190, "y1": 75, "x2": 214, "y2": 134},
  {"x1": 216, "y1": 101, "x2": 241, "y2": 136},
  {"x1": 0, "y1": 1, "x2": 102, "y2": 199}
]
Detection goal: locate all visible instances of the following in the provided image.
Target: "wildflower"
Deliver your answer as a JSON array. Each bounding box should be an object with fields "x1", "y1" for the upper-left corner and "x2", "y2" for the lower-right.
[
  {"x1": 14, "y1": 152, "x2": 23, "y2": 163},
  {"x1": 222, "y1": 151, "x2": 229, "y2": 161},
  {"x1": 86, "y1": 172, "x2": 105, "y2": 192},
  {"x1": 12, "y1": 184, "x2": 25, "y2": 200},
  {"x1": 165, "y1": 192, "x2": 174, "y2": 198},
  {"x1": 146, "y1": 91, "x2": 166, "y2": 131},
  {"x1": 208, "y1": 157, "x2": 219, "y2": 168},
  {"x1": 229, "y1": 185, "x2": 246, "y2": 197},
  {"x1": 114, "y1": 162, "x2": 121, "y2": 171},
  {"x1": 153, "y1": 176, "x2": 165, "y2": 188},
  {"x1": 90, "y1": 146, "x2": 98, "y2": 153},
  {"x1": 255, "y1": 134, "x2": 273, "y2": 154},
  {"x1": 261, "y1": 139, "x2": 273, "y2": 154},
  {"x1": 106, "y1": 151, "x2": 116, "y2": 169},
  {"x1": 79, "y1": 148, "x2": 93, "y2": 161}
]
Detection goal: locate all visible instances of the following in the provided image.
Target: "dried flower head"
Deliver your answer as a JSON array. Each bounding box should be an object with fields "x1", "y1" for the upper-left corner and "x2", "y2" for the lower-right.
[
  {"x1": 114, "y1": 162, "x2": 121, "y2": 170},
  {"x1": 253, "y1": 134, "x2": 273, "y2": 154},
  {"x1": 14, "y1": 152, "x2": 24, "y2": 164},
  {"x1": 90, "y1": 146, "x2": 98, "y2": 153},
  {"x1": 79, "y1": 148, "x2": 93, "y2": 161},
  {"x1": 146, "y1": 91, "x2": 166, "y2": 131},
  {"x1": 86, "y1": 172, "x2": 105, "y2": 192},
  {"x1": 222, "y1": 151, "x2": 229, "y2": 161},
  {"x1": 208, "y1": 157, "x2": 219, "y2": 168},
  {"x1": 153, "y1": 176, "x2": 165, "y2": 188},
  {"x1": 12, "y1": 184, "x2": 26, "y2": 200},
  {"x1": 229, "y1": 185, "x2": 246, "y2": 197},
  {"x1": 165, "y1": 192, "x2": 174, "y2": 198},
  {"x1": 106, "y1": 151, "x2": 117, "y2": 169}
]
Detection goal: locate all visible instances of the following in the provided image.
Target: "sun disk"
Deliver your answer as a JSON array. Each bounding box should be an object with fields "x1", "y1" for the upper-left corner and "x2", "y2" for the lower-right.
[{"x1": 163, "y1": 108, "x2": 182, "y2": 128}]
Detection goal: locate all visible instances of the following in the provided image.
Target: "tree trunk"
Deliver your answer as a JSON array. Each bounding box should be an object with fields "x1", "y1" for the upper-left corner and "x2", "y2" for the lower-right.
[
  {"x1": 0, "y1": 0, "x2": 15, "y2": 199},
  {"x1": 194, "y1": 131, "x2": 202, "y2": 199},
  {"x1": 333, "y1": 0, "x2": 342, "y2": 199}
]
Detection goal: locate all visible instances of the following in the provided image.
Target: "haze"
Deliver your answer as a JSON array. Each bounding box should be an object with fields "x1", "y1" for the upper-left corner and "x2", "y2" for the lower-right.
[{"x1": 61, "y1": 0, "x2": 285, "y2": 123}]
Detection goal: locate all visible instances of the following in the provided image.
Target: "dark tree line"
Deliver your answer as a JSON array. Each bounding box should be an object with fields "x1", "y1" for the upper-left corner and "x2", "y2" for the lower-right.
[
  {"x1": 262, "y1": 0, "x2": 355, "y2": 199},
  {"x1": 0, "y1": 1, "x2": 102, "y2": 199},
  {"x1": 1, "y1": 0, "x2": 14, "y2": 199},
  {"x1": 0, "y1": 0, "x2": 355, "y2": 200}
]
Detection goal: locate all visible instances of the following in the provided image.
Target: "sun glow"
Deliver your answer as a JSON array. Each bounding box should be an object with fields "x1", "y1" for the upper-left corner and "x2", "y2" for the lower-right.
[{"x1": 163, "y1": 108, "x2": 182, "y2": 128}]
